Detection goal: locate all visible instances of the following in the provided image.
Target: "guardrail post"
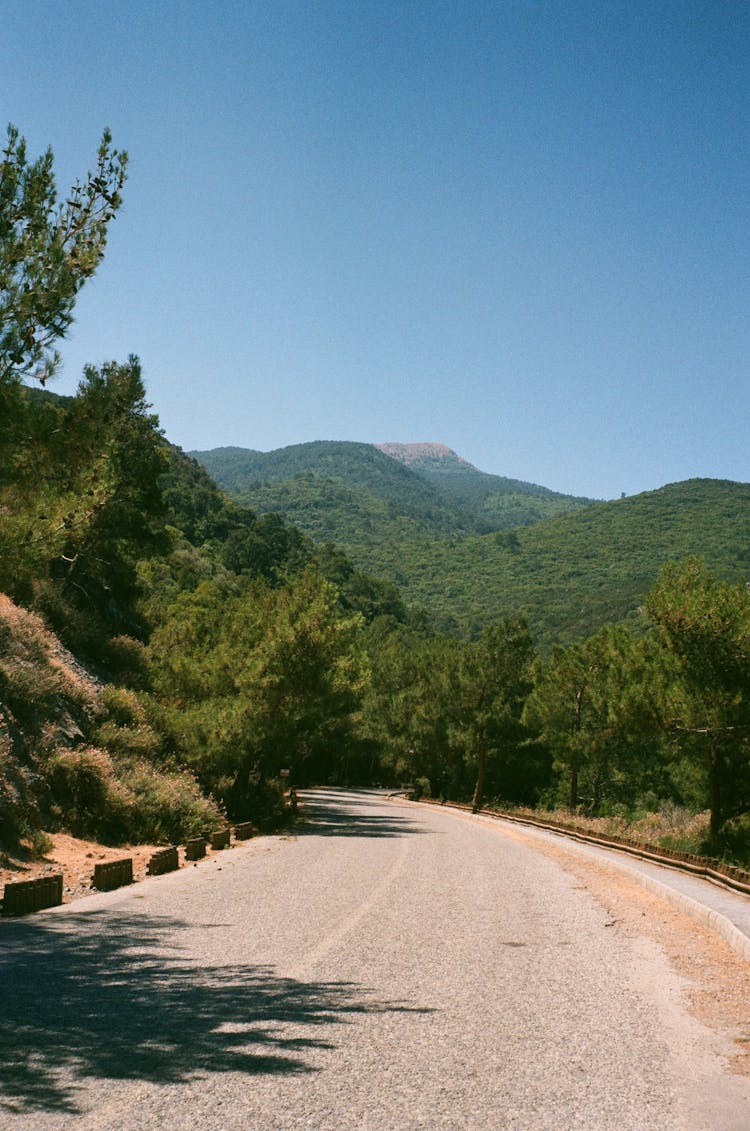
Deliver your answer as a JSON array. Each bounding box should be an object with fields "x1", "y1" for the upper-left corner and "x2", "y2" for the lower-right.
[
  {"x1": 147, "y1": 846, "x2": 179, "y2": 876},
  {"x1": 185, "y1": 836, "x2": 206, "y2": 861},
  {"x1": 92, "y1": 858, "x2": 133, "y2": 891},
  {"x1": 2, "y1": 874, "x2": 63, "y2": 915}
]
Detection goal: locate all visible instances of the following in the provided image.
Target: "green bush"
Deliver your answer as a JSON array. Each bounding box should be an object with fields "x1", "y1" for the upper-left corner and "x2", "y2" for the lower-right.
[
  {"x1": 412, "y1": 776, "x2": 431, "y2": 800},
  {"x1": 114, "y1": 759, "x2": 224, "y2": 843},
  {"x1": 45, "y1": 747, "x2": 132, "y2": 842},
  {"x1": 216, "y1": 775, "x2": 286, "y2": 829},
  {"x1": 103, "y1": 635, "x2": 150, "y2": 688},
  {"x1": 32, "y1": 581, "x2": 106, "y2": 661},
  {"x1": 94, "y1": 719, "x2": 162, "y2": 761},
  {"x1": 96, "y1": 685, "x2": 147, "y2": 728},
  {"x1": 44, "y1": 745, "x2": 224, "y2": 845},
  {"x1": 716, "y1": 812, "x2": 750, "y2": 866}
]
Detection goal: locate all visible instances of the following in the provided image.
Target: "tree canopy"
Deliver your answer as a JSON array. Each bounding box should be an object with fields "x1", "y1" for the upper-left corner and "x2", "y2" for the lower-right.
[{"x1": 0, "y1": 124, "x2": 127, "y2": 390}]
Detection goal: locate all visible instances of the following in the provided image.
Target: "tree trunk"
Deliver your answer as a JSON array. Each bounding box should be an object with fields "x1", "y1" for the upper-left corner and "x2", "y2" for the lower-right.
[
  {"x1": 569, "y1": 763, "x2": 579, "y2": 812},
  {"x1": 709, "y1": 742, "x2": 721, "y2": 839},
  {"x1": 471, "y1": 749, "x2": 486, "y2": 814},
  {"x1": 229, "y1": 757, "x2": 253, "y2": 814}
]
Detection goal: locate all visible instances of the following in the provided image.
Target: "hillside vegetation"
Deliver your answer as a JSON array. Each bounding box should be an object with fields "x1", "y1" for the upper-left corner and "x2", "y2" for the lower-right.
[
  {"x1": 192, "y1": 440, "x2": 596, "y2": 541},
  {"x1": 369, "y1": 478, "x2": 750, "y2": 644},
  {"x1": 376, "y1": 441, "x2": 596, "y2": 527},
  {"x1": 0, "y1": 594, "x2": 223, "y2": 848},
  {"x1": 192, "y1": 440, "x2": 750, "y2": 646}
]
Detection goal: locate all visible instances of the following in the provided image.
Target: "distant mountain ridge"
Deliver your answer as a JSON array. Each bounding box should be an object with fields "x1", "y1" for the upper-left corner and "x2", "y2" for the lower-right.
[
  {"x1": 375, "y1": 441, "x2": 597, "y2": 518},
  {"x1": 191, "y1": 441, "x2": 750, "y2": 646},
  {"x1": 192, "y1": 440, "x2": 596, "y2": 537}
]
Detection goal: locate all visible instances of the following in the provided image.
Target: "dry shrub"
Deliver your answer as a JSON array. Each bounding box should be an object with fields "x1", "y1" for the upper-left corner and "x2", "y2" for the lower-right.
[
  {"x1": 0, "y1": 596, "x2": 94, "y2": 728},
  {"x1": 116, "y1": 759, "x2": 224, "y2": 843},
  {"x1": 0, "y1": 731, "x2": 35, "y2": 847},
  {"x1": 626, "y1": 805, "x2": 711, "y2": 850},
  {"x1": 45, "y1": 747, "x2": 133, "y2": 842},
  {"x1": 44, "y1": 745, "x2": 223, "y2": 845}
]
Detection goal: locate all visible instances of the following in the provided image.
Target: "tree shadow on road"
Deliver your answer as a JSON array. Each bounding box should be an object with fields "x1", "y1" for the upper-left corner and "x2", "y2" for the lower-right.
[
  {"x1": 0, "y1": 908, "x2": 428, "y2": 1117},
  {"x1": 295, "y1": 789, "x2": 429, "y2": 839}
]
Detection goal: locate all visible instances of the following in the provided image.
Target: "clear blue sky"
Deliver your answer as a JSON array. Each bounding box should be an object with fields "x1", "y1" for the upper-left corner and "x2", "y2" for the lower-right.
[{"x1": 3, "y1": 1, "x2": 748, "y2": 499}]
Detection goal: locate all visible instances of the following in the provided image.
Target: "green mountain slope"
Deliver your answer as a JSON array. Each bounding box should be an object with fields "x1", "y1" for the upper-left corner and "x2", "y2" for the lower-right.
[
  {"x1": 191, "y1": 442, "x2": 480, "y2": 544},
  {"x1": 376, "y1": 441, "x2": 596, "y2": 526},
  {"x1": 369, "y1": 478, "x2": 750, "y2": 645},
  {"x1": 191, "y1": 443, "x2": 750, "y2": 647},
  {"x1": 193, "y1": 441, "x2": 451, "y2": 509},
  {"x1": 191, "y1": 440, "x2": 596, "y2": 544}
]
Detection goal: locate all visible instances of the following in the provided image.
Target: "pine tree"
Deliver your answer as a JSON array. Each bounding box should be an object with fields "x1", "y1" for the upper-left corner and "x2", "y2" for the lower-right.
[{"x1": 0, "y1": 124, "x2": 127, "y2": 391}]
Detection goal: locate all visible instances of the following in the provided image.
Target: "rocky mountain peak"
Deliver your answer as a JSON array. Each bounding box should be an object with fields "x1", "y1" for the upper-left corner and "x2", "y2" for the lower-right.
[{"x1": 375, "y1": 442, "x2": 476, "y2": 469}]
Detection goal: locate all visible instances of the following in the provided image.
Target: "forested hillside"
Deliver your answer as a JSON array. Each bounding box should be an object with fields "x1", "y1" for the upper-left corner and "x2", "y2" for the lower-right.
[
  {"x1": 193, "y1": 441, "x2": 478, "y2": 539},
  {"x1": 0, "y1": 126, "x2": 402, "y2": 853},
  {"x1": 192, "y1": 439, "x2": 750, "y2": 646},
  {"x1": 376, "y1": 441, "x2": 596, "y2": 526},
  {"x1": 192, "y1": 439, "x2": 596, "y2": 539},
  {"x1": 364, "y1": 478, "x2": 750, "y2": 643}
]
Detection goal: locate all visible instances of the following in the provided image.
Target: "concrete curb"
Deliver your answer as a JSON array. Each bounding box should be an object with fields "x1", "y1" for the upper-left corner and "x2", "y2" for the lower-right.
[{"x1": 608, "y1": 863, "x2": 750, "y2": 964}]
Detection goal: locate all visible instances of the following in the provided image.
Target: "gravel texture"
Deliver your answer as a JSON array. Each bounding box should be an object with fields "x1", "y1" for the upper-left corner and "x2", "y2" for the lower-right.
[{"x1": 1, "y1": 788, "x2": 748, "y2": 1130}]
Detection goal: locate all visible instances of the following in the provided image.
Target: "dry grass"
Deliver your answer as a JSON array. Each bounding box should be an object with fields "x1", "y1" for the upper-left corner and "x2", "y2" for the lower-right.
[{"x1": 508, "y1": 802, "x2": 712, "y2": 856}]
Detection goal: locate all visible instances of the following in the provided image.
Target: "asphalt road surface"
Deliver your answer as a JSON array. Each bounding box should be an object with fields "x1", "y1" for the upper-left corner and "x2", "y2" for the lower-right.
[{"x1": 1, "y1": 788, "x2": 749, "y2": 1130}]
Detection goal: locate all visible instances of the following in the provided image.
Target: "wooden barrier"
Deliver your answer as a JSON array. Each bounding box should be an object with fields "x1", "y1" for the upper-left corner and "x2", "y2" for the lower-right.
[
  {"x1": 185, "y1": 836, "x2": 206, "y2": 861},
  {"x1": 2, "y1": 874, "x2": 63, "y2": 916},
  {"x1": 210, "y1": 827, "x2": 231, "y2": 850},
  {"x1": 92, "y1": 857, "x2": 133, "y2": 891},
  {"x1": 147, "y1": 846, "x2": 179, "y2": 876},
  {"x1": 233, "y1": 821, "x2": 254, "y2": 840}
]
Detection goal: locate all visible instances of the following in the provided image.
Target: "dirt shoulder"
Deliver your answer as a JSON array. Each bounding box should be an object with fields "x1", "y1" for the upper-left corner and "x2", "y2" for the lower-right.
[
  {"x1": 0, "y1": 834, "x2": 165, "y2": 903},
  {"x1": 0, "y1": 829, "x2": 256, "y2": 905}
]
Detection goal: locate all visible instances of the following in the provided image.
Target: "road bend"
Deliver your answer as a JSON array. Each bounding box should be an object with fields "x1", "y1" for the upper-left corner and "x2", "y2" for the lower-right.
[{"x1": 1, "y1": 788, "x2": 749, "y2": 1130}]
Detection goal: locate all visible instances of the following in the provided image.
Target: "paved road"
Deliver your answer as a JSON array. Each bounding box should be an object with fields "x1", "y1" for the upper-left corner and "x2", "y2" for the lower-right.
[
  {"x1": 479, "y1": 806, "x2": 750, "y2": 961},
  {"x1": 1, "y1": 789, "x2": 748, "y2": 1130}
]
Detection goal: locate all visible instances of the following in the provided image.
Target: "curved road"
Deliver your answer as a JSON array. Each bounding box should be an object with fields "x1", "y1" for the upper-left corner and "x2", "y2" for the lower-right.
[{"x1": 1, "y1": 788, "x2": 748, "y2": 1130}]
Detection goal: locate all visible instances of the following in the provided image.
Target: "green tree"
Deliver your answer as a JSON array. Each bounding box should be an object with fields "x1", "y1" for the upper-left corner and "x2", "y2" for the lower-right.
[
  {"x1": 2, "y1": 358, "x2": 168, "y2": 647},
  {"x1": 646, "y1": 558, "x2": 750, "y2": 837},
  {"x1": 360, "y1": 624, "x2": 460, "y2": 794},
  {"x1": 228, "y1": 570, "x2": 367, "y2": 793},
  {"x1": 55, "y1": 358, "x2": 168, "y2": 623},
  {"x1": 523, "y1": 624, "x2": 664, "y2": 813},
  {"x1": 147, "y1": 570, "x2": 367, "y2": 815},
  {"x1": 0, "y1": 123, "x2": 132, "y2": 626},
  {"x1": 448, "y1": 619, "x2": 536, "y2": 812},
  {"x1": 0, "y1": 124, "x2": 127, "y2": 392}
]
